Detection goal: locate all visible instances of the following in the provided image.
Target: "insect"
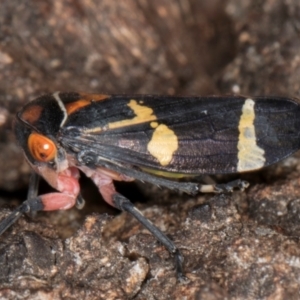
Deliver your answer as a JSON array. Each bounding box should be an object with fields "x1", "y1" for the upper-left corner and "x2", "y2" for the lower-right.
[{"x1": 1, "y1": 92, "x2": 300, "y2": 279}]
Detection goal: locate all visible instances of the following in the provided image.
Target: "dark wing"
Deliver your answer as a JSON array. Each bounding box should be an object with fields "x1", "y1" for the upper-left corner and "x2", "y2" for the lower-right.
[{"x1": 59, "y1": 94, "x2": 300, "y2": 175}]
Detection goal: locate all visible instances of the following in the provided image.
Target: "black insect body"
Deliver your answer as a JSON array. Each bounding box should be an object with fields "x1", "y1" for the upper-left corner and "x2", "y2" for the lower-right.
[{"x1": 1, "y1": 92, "x2": 300, "y2": 278}]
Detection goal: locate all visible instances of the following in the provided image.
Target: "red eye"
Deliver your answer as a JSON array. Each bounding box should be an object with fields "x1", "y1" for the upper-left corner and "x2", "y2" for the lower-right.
[{"x1": 28, "y1": 133, "x2": 57, "y2": 162}]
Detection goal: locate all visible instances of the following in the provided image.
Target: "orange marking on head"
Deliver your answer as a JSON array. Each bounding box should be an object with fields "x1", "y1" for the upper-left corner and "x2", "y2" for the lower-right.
[
  {"x1": 65, "y1": 100, "x2": 92, "y2": 115},
  {"x1": 20, "y1": 105, "x2": 43, "y2": 124},
  {"x1": 65, "y1": 94, "x2": 109, "y2": 114},
  {"x1": 28, "y1": 133, "x2": 57, "y2": 162},
  {"x1": 79, "y1": 93, "x2": 109, "y2": 101}
]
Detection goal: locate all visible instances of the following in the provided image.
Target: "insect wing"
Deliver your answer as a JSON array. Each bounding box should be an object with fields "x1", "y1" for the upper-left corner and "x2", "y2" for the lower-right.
[{"x1": 58, "y1": 94, "x2": 300, "y2": 175}]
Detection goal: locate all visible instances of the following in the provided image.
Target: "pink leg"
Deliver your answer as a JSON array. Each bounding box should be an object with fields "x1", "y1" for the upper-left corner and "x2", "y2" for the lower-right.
[
  {"x1": 41, "y1": 193, "x2": 78, "y2": 211},
  {"x1": 39, "y1": 167, "x2": 81, "y2": 211},
  {"x1": 0, "y1": 167, "x2": 81, "y2": 235},
  {"x1": 84, "y1": 167, "x2": 186, "y2": 279},
  {"x1": 79, "y1": 166, "x2": 128, "y2": 208},
  {"x1": 90, "y1": 172, "x2": 118, "y2": 207}
]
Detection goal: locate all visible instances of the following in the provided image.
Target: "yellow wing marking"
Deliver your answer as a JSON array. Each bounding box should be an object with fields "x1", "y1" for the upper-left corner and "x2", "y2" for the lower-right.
[
  {"x1": 237, "y1": 98, "x2": 265, "y2": 172},
  {"x1": 108, "y1": 100, "x2": 157, "y2": 129},
  {"x1": 147, "y1": 122, "x2": 178, "y2": 166}
]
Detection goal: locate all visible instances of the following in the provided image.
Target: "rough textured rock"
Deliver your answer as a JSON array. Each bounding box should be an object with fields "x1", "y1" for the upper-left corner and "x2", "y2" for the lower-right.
[{"x1": 1, "y1": 0, "x2": 300, "y2": 299}]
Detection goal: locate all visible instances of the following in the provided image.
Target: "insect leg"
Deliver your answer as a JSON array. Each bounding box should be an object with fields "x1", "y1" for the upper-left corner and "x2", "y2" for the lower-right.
[
  {"x1": 76, "y1": 194, "x2": 86, "y2": 210},
  {"x1": 0, "y1": 197, "x2": 43, "y2": 235},
  {"x1": 101, "y1": 161, "x2": 249, "y2": 195},
  {"x1": 113, "y1": 193, "x2": 185, "y2": 280},
  {"x1": 30, "y1": 171, "x2": 85, "y2": 210},
  {"x1": 0, "y1": 172, "x2": 42, "y2": 235},
  {"x1": 86, "y1": 170, "x2": 186, "y2": 279},
  {"x1": 26, "y1": 172, "x2": 85, "y2": 210},
  {"x1": 199, "y1": 179, "x2": 249, "y2": 193},
  {"x1": 27, "y1": 172, "x2": 40, "y2": 199},
  {"x1": 0, "y1": 167, "x2": 81, "y2": 235}
]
